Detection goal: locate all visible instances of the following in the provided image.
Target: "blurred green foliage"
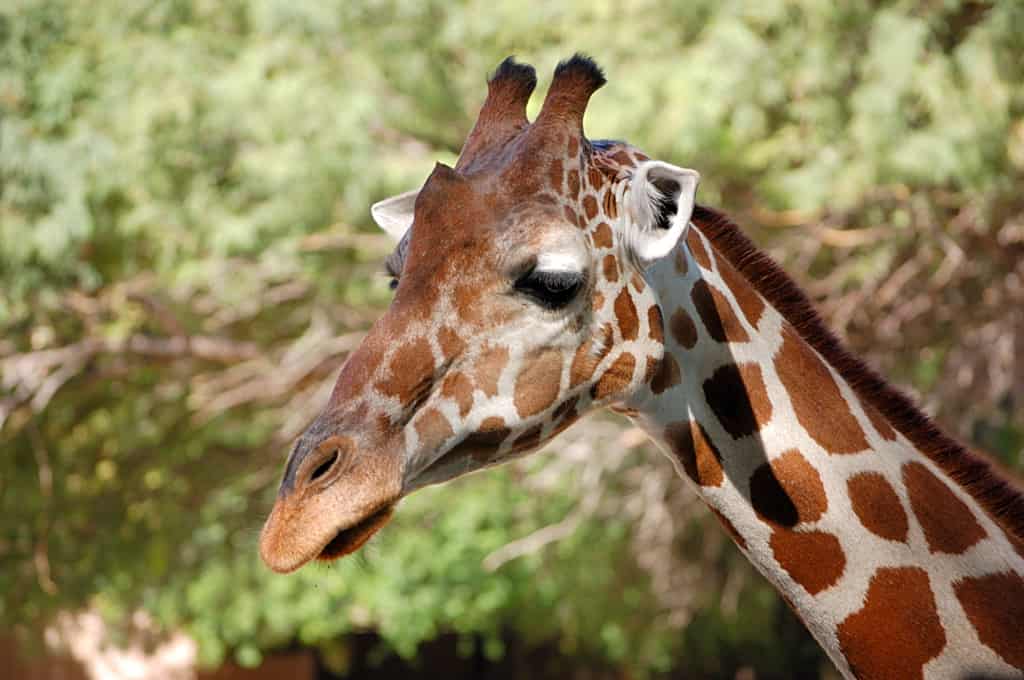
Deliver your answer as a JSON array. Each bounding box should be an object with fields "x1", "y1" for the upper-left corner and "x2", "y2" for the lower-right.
[{"x1": 2, "y1": 1, "x2": 1022, "y2": 677}]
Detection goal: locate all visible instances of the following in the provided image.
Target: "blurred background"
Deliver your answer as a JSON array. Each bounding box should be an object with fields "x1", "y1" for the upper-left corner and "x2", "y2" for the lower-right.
[{"x1": 2, "y1": 1, "x2": 1023, "y2": 678}]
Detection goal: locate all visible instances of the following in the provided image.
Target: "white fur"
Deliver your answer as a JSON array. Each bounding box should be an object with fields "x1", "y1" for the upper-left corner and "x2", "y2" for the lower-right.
[
  {"x1": 370, "y1": 189, "x2": 419, "y2": 241},
  {"x1": 536, "y1": 250, "x2": 585, "y2": 273}
]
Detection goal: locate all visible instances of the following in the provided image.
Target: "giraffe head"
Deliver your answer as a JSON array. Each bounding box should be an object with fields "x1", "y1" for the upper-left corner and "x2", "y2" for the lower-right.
[{"x1": 260, "y1": 55, "x2": 699, "y2": 573}]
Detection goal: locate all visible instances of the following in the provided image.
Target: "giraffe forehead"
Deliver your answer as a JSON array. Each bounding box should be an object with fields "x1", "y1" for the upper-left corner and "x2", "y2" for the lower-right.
[{"x1": 401, "y1": 137, "x2": 644, "y2": 278}]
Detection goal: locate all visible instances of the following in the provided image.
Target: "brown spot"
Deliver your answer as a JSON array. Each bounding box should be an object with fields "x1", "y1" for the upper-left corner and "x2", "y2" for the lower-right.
[
  {"x1": 547, "y1": 159, "x2": 563, "y2": 192},
  {"x1": 650, "y1": 354, "x2": 681, "y2": 395},
  {"x1": 669, "y1": 308, "x2": 697, "y2": 349},
  {"x1": 476, "y1": 345, "x2": 509, "y2": 397},
  {"x1": 591, "y1": 352, "x2": 636, "y2": 401},
  {"x1": 716, "y1": 257, "x2": 764, "y2": 328},
  {"x1": 377, "y1": 337, "x2": 435, "y2": 405},
  {"x1": 665, "y1": 420, "x2": 723, "y2": 487},
  {"x1": 674, "y1": 247, "x2": 689, "y2": 275},
  {"x1": 630, "y1": 272, "x2": 646, "y2": 292},
  {"x1": 587, "y1": 167, "x2": 604, "y2": 189},
  {"x1": 612, "y1": 150, "x2": 635, "y2": 167},
  {"x1": 775, "y1": 326, "x2": 868, "y2": 454},
  {"x1": 437, "y1": 325, "x2": 465, "y2": 359},
  {"x1": 441, "y1": 371, "x2": 474, "y2": 417},
  {"x1": 582, "y1": 195, "x2": 599, "y2": 221},
  {"x1": 903, "y1": 461, "x2": 986, "y2": 554},
  {"x1": 686, "y1": 229, "x2": 712, "y2": 270},
  {"x1": 512, "y1": 424, "x2": 543, "y2": 451},
  {"x1": 710, "y1": 507, "x2": 747, "y2": 549},
  {"x1": 553, "y1": 396, "x2": 579, "y2": 423},
  {"x1": 770, "y1": 530, "x2": 845, "y2": 595},
  {"x1": 602, "y1": 190, "x2": 618, "y2": 219},
  {"x1": 570, "y1": 325, "x2": 614, "y2": 388},
  {"x1": 838, "y1": 567, "x2": 946, "y2": 680},
  {"x1": 569, "y1": 340, "x2": 598, "y2": 390},
  {"x1": 614, "y1": 289, "x2": 639, "y2": 341},
  {"x1": 642, "y1": 354, "x2": 659, "y2": 385},
  {"x1": 750, "y1": 450, "x2": 827, "y2": 527},
  {"x1": 592, "y1": 291, "x2": 605, "y2": 312},
  {"x1": 703, "y1": 363, "x2": 772, "y2": 440},
  {"x1": 514, "y1": 351, "x2": 563, "y2": 418},
  {"x1": 592, "y1": 222, "x2": 613, "y2": 248},
  {"x1": 480, "y1": 415, "x2": 506, "y2": 433},
  {"x1": 691, "y1": 279, "x2": 749, "y2": 343},
  {"x1": 602, "y1": 254, "x2": 619, "y2": 283},
  {"x1": 454, "y1": 416, "x2": 510, "y2": 464},
  {"x1": 864, "y1": 404, "x2": 897, "y2": 441},
  {"x1": 563, "y1": 205, "x2": 577, "y2": 226},
  {"x1": 567, "y1": 135, "x2": 579, "y2": 157},
  {"x1": 415, "y1": 408, "x2": 453, "y2": 449},
  {"x1": 577, "y1": 212, "x2": 588, "y2": 230},
  {"x1": 647, "y1": 305, "x2": 664, "y2": 343},
  {"x1": 567, "y1": 169, "x2": 580, "y2": 199},
  {"x1": 954, "y1": 571, "x2": 1024, "y2": 669},
  {"x1": 847, "y1": 472, "x2": 908, "y2": 542}
]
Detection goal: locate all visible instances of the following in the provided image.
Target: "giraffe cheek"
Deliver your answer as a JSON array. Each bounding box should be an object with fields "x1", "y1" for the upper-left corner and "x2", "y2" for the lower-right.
[
  {"x1": 514, "y1": 351, "x2": 563, "y2": 418},
  {"x1": 376, "y1": 337, "x2": 435, "y2": 407},
  {"x1": 414, "y1": 407, "x2": 454, "y2": 452},
  {"x1": 476, "y1": 345, "x2": 510, "y2": 398},
  {"x1": 570, "y1": 323, "x2": 614, "y2": 388},
  {"x1": 591, "y1": 352, "x2": 637, "y2": 401}
]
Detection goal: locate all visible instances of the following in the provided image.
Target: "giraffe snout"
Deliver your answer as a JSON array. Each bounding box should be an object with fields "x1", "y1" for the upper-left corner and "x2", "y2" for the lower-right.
[{"x1": 260, "y1": 425, "x2": 403, "y2": 572}]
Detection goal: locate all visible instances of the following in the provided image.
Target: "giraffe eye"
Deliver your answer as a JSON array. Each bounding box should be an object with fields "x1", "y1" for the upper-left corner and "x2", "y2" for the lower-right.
[
  {"x1": 384, "y1": 248, "x2": 404, "y2": 292},
  {"x1": 515, "y1": 269, "x2": 584, "y2": 310}
]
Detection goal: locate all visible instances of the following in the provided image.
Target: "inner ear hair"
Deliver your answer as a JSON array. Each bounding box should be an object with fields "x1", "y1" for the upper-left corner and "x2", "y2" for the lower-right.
[{"x1": 650, "y1": 176, "x2": 680, "y2": 231}]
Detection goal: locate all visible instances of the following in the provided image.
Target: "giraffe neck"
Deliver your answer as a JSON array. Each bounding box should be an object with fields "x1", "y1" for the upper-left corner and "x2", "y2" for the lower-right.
[{"x1": 626, "y1": 211, "x2": 1024, "y2": 680}]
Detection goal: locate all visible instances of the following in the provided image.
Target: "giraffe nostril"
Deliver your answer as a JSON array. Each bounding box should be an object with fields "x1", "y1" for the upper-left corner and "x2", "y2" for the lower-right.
[{"x1": 309, "y1": 450, "x2": 340, "y2": 482}]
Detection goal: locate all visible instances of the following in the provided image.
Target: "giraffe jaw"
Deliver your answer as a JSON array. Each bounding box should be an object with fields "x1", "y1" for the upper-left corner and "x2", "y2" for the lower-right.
[
  {"x1": 259, "y1": 452, "x2": 403, "y2": 574},
  {"x1": 260, "y1": 499, "x2": 398, "y2": 573},
  {"x1": 316, "y1": 503, "x2": 395, "y2": 562}
]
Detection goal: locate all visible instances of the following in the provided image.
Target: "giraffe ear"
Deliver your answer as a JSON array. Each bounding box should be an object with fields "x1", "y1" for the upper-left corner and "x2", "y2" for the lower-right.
[
  {"x1": 370, "y1": 189, "x2": 419, "y2": 242},
  {"x1": 626, "y1": 161, "x2": 700, "y2": 265}
]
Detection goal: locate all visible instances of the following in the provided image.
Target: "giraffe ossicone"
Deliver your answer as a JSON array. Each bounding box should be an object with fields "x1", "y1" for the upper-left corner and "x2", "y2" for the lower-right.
[{"x1": 260, "y1": 55, "x2": 1024, "y2": 679}]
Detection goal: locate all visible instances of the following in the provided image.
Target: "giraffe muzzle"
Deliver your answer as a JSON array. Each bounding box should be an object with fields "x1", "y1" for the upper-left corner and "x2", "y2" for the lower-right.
[{"x1": 259, "y1": 430, "x2": 403, "y2": 573}]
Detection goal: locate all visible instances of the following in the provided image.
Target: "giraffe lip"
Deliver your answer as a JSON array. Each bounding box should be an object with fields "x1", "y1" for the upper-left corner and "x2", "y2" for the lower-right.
[{"x1": 316, "y1": 504, "x2": 395, "y2": 562}]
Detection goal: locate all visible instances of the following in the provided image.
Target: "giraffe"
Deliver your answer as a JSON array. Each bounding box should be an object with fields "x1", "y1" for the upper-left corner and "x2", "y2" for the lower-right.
[{"x1": 259, "y1": 55, "x2": 1024, "y2": 679}]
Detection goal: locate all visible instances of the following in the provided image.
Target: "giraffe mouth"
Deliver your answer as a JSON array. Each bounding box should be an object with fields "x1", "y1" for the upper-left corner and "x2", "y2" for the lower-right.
[{"x1": 316, "y1": 503, "x2": 395, "y2": 562}]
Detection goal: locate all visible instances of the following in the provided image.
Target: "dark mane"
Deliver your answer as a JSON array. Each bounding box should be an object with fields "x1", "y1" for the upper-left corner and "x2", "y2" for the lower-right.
[
  {"x1": 553, "y1": 53, "x2": 606, "y2": 90},
  {"x1": 691, "y1": 204, "x2": 1024, "y2": 545}
]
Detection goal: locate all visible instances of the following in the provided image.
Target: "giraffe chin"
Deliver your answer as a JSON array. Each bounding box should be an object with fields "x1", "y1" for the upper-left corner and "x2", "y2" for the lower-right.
[{"x1": 316, "y1": 504, "x2": 395, "y2": 562}]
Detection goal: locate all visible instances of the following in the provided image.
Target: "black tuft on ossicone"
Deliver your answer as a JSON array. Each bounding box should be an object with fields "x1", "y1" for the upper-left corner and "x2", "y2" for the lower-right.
[
  {"x1": 553, "y1": 53, "x2": 606, "y2": 90},
  {"x1": 490, "y1": 56, "x2": 538, "y2": 91}
]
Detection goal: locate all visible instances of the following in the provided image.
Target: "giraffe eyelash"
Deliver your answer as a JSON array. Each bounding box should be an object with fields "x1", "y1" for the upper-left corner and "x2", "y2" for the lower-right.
[{"x1": 514, "y1": 268, "x2": 585, "y2": 310}]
